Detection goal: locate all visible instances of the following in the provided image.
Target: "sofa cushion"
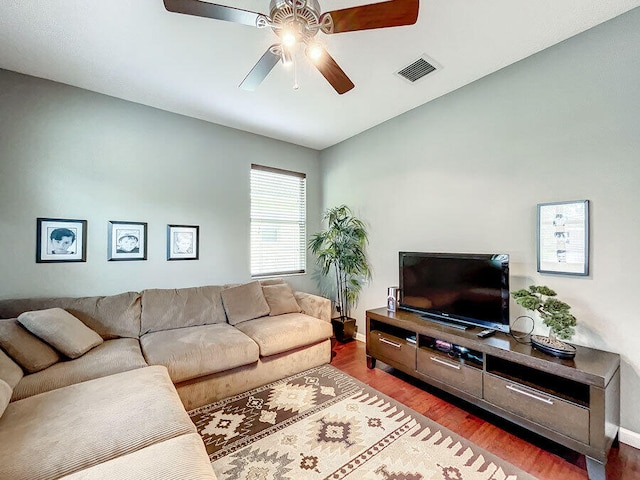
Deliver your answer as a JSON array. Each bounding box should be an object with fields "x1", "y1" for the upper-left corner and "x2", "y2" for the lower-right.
[
  {"x1": 0, "y1": 318, "x2": 61, "y2": 373},
  {"x1": 221, "y1": 281, "x2": 270, "y2": 325},
  {"x1": 0, "y1": 379, "x2": 10, "y2": 419},
  {"x1": 259, "y1": 278, "x2": 286, "y2": 286},
  {"x1": 235, "y1": 312, "x2": 334, "y2": 357},
  {"x1": 262, "y1": 283, "x2": 302, "y2": 316},
  {"x1": 140, "y1": 323, "x2": 259, "y2": 383},
  {"x1": 140, "y1": 285, "x2": 227, "y2": 335},
  {"x1": 11, "y1": 338, "x2": 148, "y2": 401},
  {"x1": 0, "y1": 349, "x2": 23, "y2": 389},
  {"x1": 18, "y1": 308, "x2": 103, "y2": 359},
  {"x1": 0, "y1": 366, "x2": 196, "y2": 480},
  {"x1": 0, "y1": 292, "x2": 142, "y2": 339},
  {"x1": 58, "y1": 433, "x2": 217, "y2": 480}
]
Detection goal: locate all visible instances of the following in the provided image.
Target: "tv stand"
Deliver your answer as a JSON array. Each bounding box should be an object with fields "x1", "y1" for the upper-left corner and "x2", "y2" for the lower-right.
[
  {"x1": 420, "y1": 314, "x2": 469, "y2": 330},
  {"x1": 366, "y1": 307, "x2": 620, "y2": 480}
]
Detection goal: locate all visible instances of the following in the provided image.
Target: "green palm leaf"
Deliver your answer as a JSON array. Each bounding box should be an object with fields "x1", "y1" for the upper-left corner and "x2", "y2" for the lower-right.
[{"x1": 308, "y1": 205, "x2": 371, "y2": 319}]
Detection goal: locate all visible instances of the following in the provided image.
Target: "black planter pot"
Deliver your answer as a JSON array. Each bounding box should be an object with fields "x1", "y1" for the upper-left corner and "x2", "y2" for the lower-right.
[{"x1": 331, "y1": 317, "x2": 357, "y2": 343}]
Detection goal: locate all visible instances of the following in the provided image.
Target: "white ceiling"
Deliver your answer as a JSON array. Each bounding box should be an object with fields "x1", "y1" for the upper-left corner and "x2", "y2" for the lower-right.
[{"x1": 1, "y1": 0, "x2": 638, "y2": 150}]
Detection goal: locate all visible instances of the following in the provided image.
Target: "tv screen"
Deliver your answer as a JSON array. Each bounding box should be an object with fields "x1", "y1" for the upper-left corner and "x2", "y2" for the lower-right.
[{"x1": 399, "y1": 252, "x2": 510, "y2": 332}]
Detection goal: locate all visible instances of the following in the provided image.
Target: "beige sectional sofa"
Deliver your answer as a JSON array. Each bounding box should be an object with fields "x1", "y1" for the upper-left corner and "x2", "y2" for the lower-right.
[{"x1": 0, "y1": 280, "x2": 332, "y2": 479}]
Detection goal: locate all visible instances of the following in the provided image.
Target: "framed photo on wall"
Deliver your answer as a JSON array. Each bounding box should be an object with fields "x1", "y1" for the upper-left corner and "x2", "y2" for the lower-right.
[
  {"x1": 36, "y1": 218, "x2": 87, "y2": 263},
  {"x1": 167, "y1": 225, "x2": 199, "y2": 261},
  {"x1": 108, "y1": 221, "x2": 148, "y2": 261},
  {"x1": 537, "y1": 200, "x2": 589, "y2": 276}
]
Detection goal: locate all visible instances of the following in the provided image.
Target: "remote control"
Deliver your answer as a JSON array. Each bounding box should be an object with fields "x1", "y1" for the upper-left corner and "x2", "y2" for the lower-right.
[{"x1": 477, "y1": 329, "x2": 495, "y2": 338}]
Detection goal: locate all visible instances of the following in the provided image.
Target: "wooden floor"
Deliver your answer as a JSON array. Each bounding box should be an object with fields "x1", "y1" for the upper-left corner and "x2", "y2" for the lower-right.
[{"x1": 330, "y1": 339, "x2": 640, "y2": 480}]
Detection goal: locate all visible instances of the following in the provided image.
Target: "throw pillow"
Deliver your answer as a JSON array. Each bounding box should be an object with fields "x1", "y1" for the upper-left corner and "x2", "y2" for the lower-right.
[
  {"x1": 18, "y1": 308, "x2": 103, "y2": 359},
  {"x1": 221, "y1": 281, "x2": 270, "y2": 325},
  {"x1": 262, "y1": 283, "x2": 302, "y2": 316},
  {"x1": 0, "y1": 318, "x2": 61, "y2": 373}
]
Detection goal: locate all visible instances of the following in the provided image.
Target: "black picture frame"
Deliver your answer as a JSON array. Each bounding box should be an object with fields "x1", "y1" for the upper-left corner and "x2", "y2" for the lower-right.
[
  {"x1": 108, "y1": 221, "x2": 148, "y2": 261},
  {"x1": 167, "y1": 225, "x2": 199, "y2": 261},
  {"x1": 537, "y1": 200, "x2": 589, "y2": 276},
  {"x1": 36, "y1": 218, "x2": 87, "y2": 263}
]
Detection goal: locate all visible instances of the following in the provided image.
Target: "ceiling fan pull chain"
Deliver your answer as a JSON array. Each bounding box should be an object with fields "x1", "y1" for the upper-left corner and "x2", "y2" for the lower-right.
[{"x1": 293, "y1": 54, "x2": 300, "y2": 91}]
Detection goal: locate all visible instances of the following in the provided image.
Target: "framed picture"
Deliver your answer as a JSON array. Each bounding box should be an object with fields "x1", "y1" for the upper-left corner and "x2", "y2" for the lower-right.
[
  {"x1": 537, "y1": 200, "x2": 589, "y2": 276},
  {"x1": 36, "y1": 218, "x2": 87, "y2": 263},
  {"x1": 108, "y1": 221, "x2": 148, "y2": 261},
  {"x1": 167, "y1": 224, "x2": 199, "y2": 260}
]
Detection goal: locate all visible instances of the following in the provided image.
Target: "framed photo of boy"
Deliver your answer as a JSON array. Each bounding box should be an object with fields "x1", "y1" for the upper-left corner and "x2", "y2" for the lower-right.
[
  {"x1": 537, "y1": 200, "x2": 589, "y2": 276},
  {"x1": 167, "y1": 225, "x2": 199, "y2": 261},
  {"x1": 36, "y1": 218, "x2": 87, "y2": 263},
  {"x1": 108, "y1": 221, "x2": 148, "y2": 261}
]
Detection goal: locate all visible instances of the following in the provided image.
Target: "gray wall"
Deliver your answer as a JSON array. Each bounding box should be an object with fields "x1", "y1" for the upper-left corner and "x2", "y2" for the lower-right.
[
  {"x1": 0, "y1": 70, "x2": 322, "y2": 298},
  {"x1": 1, "y1": 6, "x2": 638, "y2": 440},
  {"x1": 320, "y1": 9, "x2": 640, "y2": 434}
]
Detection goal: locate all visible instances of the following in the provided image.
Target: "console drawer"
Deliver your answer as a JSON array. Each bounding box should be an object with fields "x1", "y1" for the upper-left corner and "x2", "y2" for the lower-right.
[
  {"x1": 484, "y1": 373, "x2": 589, "y2": 444},
  {"x1": 369, "y1": 330, "x2": 416, "y2": 370},
  {"x1": 416, "y1": 349, "x2": 482, "y2": 398}
]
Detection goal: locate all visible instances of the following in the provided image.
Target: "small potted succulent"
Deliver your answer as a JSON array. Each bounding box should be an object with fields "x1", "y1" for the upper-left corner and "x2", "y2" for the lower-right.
[{"x1": 512, "y1": 285, "x2": 577, "y2": 358}]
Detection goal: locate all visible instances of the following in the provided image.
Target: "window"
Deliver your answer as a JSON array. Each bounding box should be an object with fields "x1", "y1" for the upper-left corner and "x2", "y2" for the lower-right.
[{"x1": 251, "y1": 164, "x2": 306, "y2": 277}]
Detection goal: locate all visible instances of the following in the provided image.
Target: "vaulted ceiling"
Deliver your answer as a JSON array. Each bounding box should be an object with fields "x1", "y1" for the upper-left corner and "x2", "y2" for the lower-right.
[{"x1": 1, "y1": 0, "x2": 638, "y2": 149}]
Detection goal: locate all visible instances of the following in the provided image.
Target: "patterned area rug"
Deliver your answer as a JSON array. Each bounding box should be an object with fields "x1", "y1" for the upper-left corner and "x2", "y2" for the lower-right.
[{"x1": 190, "y1": 365, "x2": 537, "y2": 480}]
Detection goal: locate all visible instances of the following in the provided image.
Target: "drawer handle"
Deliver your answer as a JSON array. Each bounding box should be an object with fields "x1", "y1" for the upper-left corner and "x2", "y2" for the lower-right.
[
  {"x1": 506, "y1": 384, "x2": 554, "y2": 405},
  {"x1": 430, "y1": 356, "x2": 461, "y2": 370},
  {"x1": 379, "y1": 337, "x2": 402, "y2": 349}
]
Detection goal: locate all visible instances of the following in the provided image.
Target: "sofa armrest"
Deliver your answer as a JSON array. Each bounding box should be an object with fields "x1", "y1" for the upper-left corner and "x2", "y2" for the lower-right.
[{"x1": 294, "y1": 292, "x2": 331, "y2": 323}]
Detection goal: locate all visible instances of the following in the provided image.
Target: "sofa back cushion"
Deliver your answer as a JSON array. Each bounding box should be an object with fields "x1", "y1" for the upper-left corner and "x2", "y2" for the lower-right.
[
  {"x1": 0, "y1": 319, "x2": 61, "y2": 373},
  {"x1": 221, "y1": 281, "x2": 270, "y2": 325},
  {"x1": 0, "y1": 292, "x2": 141, "y2": 339},
  {"x1": 140, "y1": 285, "x2": 227, "y2": 335},
  {"x1": 259, "y1": 278, "x2": 286, "y2": 287}
]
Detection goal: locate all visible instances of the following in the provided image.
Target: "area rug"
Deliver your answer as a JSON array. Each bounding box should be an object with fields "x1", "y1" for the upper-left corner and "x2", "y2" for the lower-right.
[{"x1": 189, "y1": 364, "x2": 536, "y2": 480}]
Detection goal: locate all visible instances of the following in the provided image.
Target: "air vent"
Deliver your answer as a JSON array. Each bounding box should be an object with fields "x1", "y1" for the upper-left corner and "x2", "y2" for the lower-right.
[{"x1": 396, "y1": 56, "x2": 439, "y2": 83}]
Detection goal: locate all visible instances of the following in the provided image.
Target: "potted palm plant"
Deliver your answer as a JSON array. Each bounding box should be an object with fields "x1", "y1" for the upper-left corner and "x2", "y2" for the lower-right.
[{"x1": 308, "y1": 205, "x2": 371, "y2": 341}]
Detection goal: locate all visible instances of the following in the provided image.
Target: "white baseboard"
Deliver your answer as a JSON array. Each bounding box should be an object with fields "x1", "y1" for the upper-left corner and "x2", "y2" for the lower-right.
[
  {"x1": 355, "y1": 331, "x2": 366, "y2": 343},
  {"x1": 619, "y1": 427, "x2": 640, "y2": 450}
]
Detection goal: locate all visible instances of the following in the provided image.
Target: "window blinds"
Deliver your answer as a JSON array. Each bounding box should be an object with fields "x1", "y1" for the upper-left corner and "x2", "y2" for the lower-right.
[{"x1": 251, "y1": 164, "x2": 306, "y2": 277}]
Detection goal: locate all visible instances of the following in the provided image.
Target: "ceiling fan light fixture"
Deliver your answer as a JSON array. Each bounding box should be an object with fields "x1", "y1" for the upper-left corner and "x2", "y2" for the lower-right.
[
  {"x1": 305, "y1": 43, "x2": 323, "y2": 62},
  {"x1": 164, "y1": 0, "x2": 420, "y2": 95},
  {"x1": 281, "y1": 27, "x2": 297, "y2": 46}
]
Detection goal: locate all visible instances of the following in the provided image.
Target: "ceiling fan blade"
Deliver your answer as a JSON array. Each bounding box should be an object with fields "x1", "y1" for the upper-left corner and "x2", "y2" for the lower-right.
[
  {"x1": 308, "y1": 47, "x2": 354, "y2": 95},
  {"x1": 239, "y1": 46, "x2": 281, "y2": 91},
  {"x1": 163, "y1": 0, "x2": 264, "y2": 27},
  {"x1": 323, "y1": 0, "x2": 419, "y2": 33}
]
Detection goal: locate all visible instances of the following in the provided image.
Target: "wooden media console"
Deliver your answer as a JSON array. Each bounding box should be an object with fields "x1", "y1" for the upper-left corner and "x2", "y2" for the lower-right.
[{"x1": 366, "y1": 307, "x2": 620, "y2": 480}]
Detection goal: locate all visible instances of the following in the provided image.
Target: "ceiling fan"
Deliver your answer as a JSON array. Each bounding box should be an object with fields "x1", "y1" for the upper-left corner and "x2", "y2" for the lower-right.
[{"x1": 163, "y1": 0, "x2": 419, "y2": 94}]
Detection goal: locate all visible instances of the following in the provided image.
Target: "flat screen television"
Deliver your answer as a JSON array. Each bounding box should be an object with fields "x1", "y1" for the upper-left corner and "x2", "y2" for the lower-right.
[{"x1": 399, "y1": 252, "x2": 510, "y2": 333}]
